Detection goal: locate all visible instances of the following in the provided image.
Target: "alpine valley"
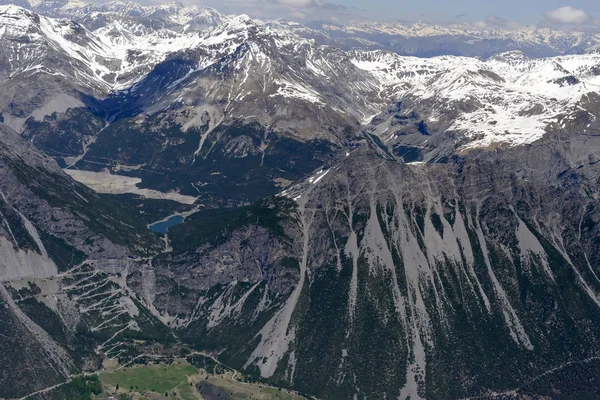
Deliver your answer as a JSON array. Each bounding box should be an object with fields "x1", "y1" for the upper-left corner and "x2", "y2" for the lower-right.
[{"x1": 2, "y1": 1, "x2": 600, "y2": 399}]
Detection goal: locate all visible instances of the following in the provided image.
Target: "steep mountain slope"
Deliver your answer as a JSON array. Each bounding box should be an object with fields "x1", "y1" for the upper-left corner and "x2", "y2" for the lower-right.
[
  {"x1": 5, "y1": 105, "x2": 600, "y2": 399},
  {"x1": 137, "y1": 128, "x2": 600, "y2": 399},
  {"x1": 0, "y1": 5, "x2": 107, "y2": 131},
  {"x1": 0, "y1": 123, "x2": 171, "y2": 398}
]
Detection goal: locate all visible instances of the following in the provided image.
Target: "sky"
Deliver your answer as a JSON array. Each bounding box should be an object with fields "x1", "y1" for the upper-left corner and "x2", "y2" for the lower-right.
[{"x1": 179, "y1": 0, "x2": 600, "y2": 27}]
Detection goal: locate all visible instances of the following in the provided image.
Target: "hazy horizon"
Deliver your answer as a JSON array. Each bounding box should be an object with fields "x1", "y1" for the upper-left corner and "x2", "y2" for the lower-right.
[
  {"x1": 142, "y1": 0, "x2": 600, "y2": 27},
  {"x1": 6, "y1": 0, "x2": 600, "y2": 28}
]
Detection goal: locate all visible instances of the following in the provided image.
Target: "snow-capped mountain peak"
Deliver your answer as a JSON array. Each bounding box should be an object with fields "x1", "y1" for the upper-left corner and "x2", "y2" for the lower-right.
[{"x1": 351, "y1": 49, "x2": 600, "y2": 150}]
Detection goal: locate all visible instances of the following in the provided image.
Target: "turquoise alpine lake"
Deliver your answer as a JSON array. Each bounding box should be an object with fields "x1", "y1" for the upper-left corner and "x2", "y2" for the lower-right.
[{"x1": 148, "y1": 215, "x2": 185, "y2": 234}]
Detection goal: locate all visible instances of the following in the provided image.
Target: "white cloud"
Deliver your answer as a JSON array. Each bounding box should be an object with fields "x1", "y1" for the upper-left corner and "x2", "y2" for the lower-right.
[
  {"x1": 544, "y1": 6, "x2": 591, "y2": 24},
  {"x1": 271, "y1": 0, "x2": 315, "y2": 7}
]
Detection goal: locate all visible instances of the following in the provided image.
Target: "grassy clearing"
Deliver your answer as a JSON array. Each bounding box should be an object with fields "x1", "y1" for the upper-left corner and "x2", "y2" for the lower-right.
[
  {"x1": 101, "y1": 361, "x2": 197, "y2": 397},
  {"x1": 99, "y1": 360, "x2": 305, "y2": 400}
]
